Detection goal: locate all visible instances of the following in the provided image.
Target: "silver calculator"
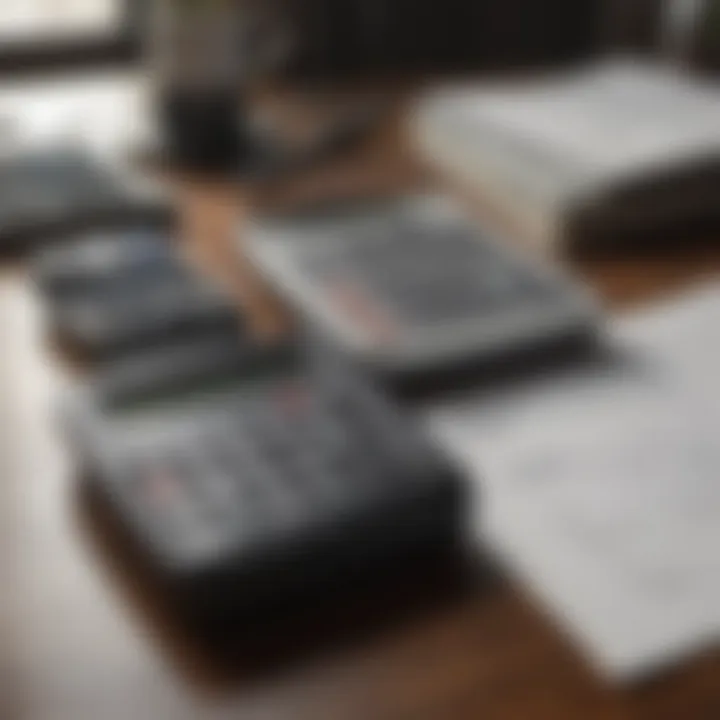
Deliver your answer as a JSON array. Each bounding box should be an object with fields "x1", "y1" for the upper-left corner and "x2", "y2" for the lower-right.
[{"x1": 244, "y1": 194, "x2": 600, "y2": 389}]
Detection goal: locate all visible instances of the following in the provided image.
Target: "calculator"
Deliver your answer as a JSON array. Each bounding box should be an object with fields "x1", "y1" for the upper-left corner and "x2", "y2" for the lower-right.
[
  {"x1": 38, "y1": 228, "x2": 243, "y2": 359},
  {"x1": 0, "y1": 148, "x2": 169, "y2": 255},
  {"x1": 244, "y1": 195, "x2": 600, "y2": 391},
  {"x1": 67, "y1": 336, "x2": 467, "y2": 624}
]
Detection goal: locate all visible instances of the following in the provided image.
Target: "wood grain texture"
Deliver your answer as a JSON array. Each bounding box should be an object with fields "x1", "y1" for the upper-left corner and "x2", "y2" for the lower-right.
[{"x1": 2, "y1": 108, "x2": 720, "y2": 720}]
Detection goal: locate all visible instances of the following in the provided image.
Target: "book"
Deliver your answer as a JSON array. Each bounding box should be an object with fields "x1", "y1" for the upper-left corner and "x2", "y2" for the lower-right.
[{"x1": 413, "y1": 59, "x2": 720, "y2": 253}]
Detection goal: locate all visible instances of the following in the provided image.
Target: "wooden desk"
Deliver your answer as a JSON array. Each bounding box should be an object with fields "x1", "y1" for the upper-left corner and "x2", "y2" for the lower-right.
[{"x1": 3, "y1": 122, "x2": 720, "y2": 720}]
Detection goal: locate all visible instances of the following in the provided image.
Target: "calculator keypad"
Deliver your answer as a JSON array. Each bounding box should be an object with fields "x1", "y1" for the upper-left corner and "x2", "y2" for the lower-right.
[
  {"x1": 302, "y1": 214, "x2": 558, "y2": 328},
  {"x1": 117, "y1": 366, "x2": 434, "y2": 562}
]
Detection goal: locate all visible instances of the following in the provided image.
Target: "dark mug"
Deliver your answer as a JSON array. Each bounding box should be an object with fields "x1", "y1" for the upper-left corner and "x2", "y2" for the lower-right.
[{"x1": 159, "y1": 90, "x2": 250, "y2": 172}]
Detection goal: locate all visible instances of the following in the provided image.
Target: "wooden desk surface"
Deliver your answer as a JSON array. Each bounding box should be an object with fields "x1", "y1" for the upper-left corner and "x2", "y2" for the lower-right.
[{"x1": 3, "y1": 119, "x2": 720, "y2": 720}]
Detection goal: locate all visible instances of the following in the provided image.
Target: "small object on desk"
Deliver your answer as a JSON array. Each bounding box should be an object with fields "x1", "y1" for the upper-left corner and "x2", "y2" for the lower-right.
[
  {"x1": 147, "y1": 87, "x2": 387, "y2": 180},
  {"x1": 146, "y1": 0, "x2": 385, "y2": 177},
  {"x1": 244, "y1": 194, "x2": 599, "y2": 395},
  {"x1": 0, "y1": 147, "x2": 170, "y2": 257},
  {"x1": 65, "y1": 336, "x2": 467, "y2": 629}
]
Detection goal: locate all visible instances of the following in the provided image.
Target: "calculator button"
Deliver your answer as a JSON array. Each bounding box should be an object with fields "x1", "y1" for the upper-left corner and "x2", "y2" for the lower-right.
[
  {"x1": 132, "y1": 462, "x2": 200, "y2": 534},
  {"x1": 145, "y1": 467, "x2": 184, "y2": 508},
  {"x1": 195, "y1": 455, "x2": 241, "y2": 514}
]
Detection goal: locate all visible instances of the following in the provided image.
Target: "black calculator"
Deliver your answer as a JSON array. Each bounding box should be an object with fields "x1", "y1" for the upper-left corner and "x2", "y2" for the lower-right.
[
  {"x1": 0, "y1": 148, "x2": 169, "y2": 255},
  {"x1": 37, "y1": 228, "x2": 243, "y2": 359},
  {"x1": 245, "y1": 194, "x2": 599, "y2": 391},
  {"x1": 67, "y1": 336, "x2": 467, "y2": 624}
]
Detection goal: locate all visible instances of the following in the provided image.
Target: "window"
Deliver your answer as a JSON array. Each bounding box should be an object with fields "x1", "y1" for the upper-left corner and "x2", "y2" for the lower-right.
[{"x1": 0, "y1": 0, "x2": 141, "y2": 72}]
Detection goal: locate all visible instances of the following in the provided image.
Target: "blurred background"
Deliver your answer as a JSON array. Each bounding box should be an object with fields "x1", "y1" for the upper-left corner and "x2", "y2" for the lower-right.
[{"x1": 0, "y1": 0, "x2": 713, "y2": 75}]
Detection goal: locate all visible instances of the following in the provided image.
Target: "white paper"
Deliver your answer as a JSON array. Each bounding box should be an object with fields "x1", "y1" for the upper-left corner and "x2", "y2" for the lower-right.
[{"x1": 423, "y1": 283, "x2": 720, "y2": 681}]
